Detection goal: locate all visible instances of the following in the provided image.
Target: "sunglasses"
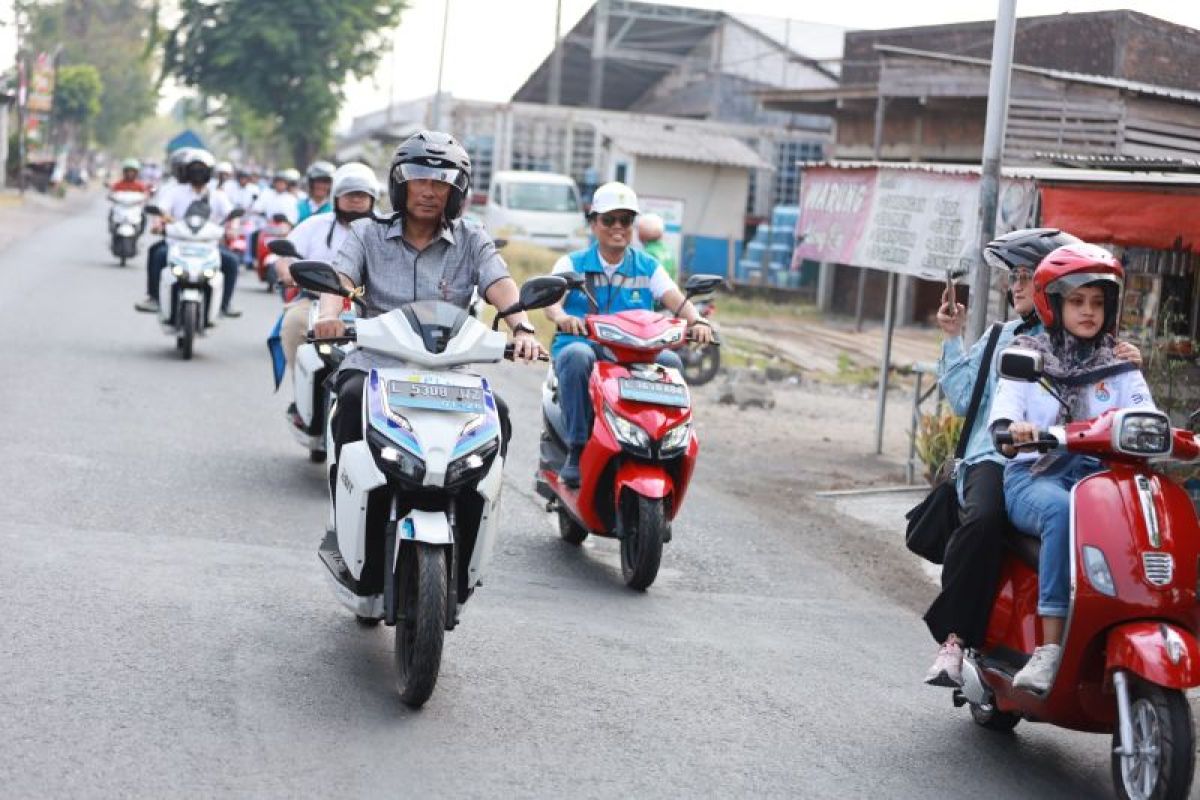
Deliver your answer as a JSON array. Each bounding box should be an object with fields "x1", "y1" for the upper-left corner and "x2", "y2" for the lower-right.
[
  {"x1": 1011, "y1": 270, "x2": 1034, "y2": 285},
  {"x1": 597, "y1": 212, "x2": 636, "y2": 228}
]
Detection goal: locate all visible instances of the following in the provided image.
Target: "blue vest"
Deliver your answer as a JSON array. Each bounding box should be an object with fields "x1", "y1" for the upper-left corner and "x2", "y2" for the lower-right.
[{"x1": 552, "y1": 245, "x2": 660, "y2": 357}]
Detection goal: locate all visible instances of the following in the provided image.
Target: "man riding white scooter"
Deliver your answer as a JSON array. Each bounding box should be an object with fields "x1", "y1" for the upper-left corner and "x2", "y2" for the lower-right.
[
  {"x1": 272, "y1": 162, "x2": 381, "y2": 373},
  {"x1": 541, "y1": 181, "x2": 713, "y2": 487},
  {"x1": 313, "y1": 130, "x2": 544, "y2": 475},
  {"x1": 135, "y1": 149, "x2": 242, "y2": 318}
]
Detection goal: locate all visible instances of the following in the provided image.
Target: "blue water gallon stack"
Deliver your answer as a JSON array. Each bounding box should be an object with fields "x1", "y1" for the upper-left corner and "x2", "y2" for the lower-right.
[{"x1": 737, "y1": 205, "x2": 807, "y2": 288}]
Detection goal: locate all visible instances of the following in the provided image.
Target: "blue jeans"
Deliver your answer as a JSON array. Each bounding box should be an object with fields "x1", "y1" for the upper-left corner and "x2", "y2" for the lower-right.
[
  {"x1": 554, "y1": 342, "x2": 683, "y2": 447},
  {"x1": 1004, "y1": 454, "x2": 1102, "y2": 618}
]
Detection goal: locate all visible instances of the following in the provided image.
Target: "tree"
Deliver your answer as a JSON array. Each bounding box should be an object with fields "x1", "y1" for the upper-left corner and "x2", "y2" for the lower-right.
[
  {"x1": 53, "y1": 64, "x2": 103, "y2": 147},
  {"x1": 26, "y1": 0, "x2": 158, "y2": 147},
  {"x1": 161, "y1": 0, "x2": 406, "y2": 165}
]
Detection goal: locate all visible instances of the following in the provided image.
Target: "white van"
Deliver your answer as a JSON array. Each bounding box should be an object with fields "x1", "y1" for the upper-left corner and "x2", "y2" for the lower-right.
[{"x1": 483, "y1": 171, "x2": 588, "y2": 251}]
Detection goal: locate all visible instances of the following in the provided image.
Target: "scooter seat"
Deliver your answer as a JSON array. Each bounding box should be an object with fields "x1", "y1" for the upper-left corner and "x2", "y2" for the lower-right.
[{"x1": 1005, "y1": 530, "x2": 1041, "y2": 570}]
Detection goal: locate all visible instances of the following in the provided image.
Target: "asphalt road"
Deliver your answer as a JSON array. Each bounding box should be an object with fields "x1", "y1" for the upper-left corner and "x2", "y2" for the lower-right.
[{"x1": 0, "y1": 198, "x2": 1176, "y2": 798}]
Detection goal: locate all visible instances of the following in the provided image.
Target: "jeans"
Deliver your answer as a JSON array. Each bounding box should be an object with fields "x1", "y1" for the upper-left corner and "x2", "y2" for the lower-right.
[
  {"x1": 554, "y1": 342, "x2": 684, "y2": 447},
  {"x1": 923, "y1": 461, "x2": 1012, "y2": 647},
  {"x1": 147, "y1": 240, "x2": 239, "y2": 310},
  {"x1": 1004, "y1": 454, "x2": 1103, "y2": 618}
]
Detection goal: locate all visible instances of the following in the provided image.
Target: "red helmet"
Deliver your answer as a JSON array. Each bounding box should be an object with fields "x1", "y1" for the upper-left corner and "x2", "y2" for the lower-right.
[{"x1": 1032, "y1": 243, "x2": 1124, "y2": 333}]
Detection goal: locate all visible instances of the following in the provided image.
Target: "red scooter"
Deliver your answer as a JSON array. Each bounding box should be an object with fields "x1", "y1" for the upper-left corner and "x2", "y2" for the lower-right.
[
  {"x1": 535, "y1": 273, "x2": 724, "y2": 589},
  {"x1": 955, "y1": 348, "x2": 1200, "y2": 800},
  {"x1": 254, "y1": 215, "x2": 293, "y2": 290}
]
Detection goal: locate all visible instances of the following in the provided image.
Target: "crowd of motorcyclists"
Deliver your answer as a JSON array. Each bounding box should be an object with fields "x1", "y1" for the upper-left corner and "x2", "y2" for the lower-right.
[{"x1": 97, "y1": 127, "x2": 1199, "y2": 795}]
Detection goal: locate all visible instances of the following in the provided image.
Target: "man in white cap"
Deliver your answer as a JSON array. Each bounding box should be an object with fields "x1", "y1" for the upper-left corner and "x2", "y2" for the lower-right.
[{"x1": 543, "y1": 181, "x2": 714, "y2": 487}]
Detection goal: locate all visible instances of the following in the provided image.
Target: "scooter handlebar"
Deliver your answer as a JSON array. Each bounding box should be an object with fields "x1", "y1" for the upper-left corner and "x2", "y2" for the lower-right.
[
  {"x1": 993, "y1": 429, "x2": 1060, "y2": 451},
  {"x1": 504, "y1": 342, "x2": 550, "y2": 362}
]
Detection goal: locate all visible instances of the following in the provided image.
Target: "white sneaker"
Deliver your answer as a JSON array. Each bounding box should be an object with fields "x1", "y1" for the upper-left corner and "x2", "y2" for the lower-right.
[
  {"x1": 1012, "y1": 643, "x2": 1062, "y2": 693},
  {"x1": 924, "y1": 639, "x2": 964, "y2": 687}
]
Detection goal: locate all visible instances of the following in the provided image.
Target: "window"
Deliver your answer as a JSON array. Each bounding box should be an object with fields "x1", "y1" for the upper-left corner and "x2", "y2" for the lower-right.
[{"x1": 503, "y1": 182, "x2": 580, "y2": 212}]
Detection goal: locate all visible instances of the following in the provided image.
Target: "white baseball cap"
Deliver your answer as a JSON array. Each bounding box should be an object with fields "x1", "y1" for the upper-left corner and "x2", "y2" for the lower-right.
[{"x1": 590, "y1": 181, "x2": 639, "y2": 215}]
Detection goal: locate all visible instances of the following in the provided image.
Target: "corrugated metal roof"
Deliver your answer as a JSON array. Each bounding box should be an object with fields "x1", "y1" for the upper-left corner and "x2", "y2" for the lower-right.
[
  {"x1": 807, "y1": 160, "x2": 1200, "y2": 186},
  {"x1": 1034, "y1": 152, "x2": 1200, "y2": 172},
  {"x1": 607, "y1": 123, "x2": 771, "y2": 170},
  {"x1": 874, "y1": 44, "x2": 1200, "y2": 105}
]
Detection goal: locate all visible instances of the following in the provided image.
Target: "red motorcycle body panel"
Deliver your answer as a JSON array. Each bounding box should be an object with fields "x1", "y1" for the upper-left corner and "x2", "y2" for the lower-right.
[
  {"x1": 1106, "y1": 621, "x2": 1200, "y2": 689},
  {"x1": 614, "y1": 460, "x2": 673, "y2": 500}
]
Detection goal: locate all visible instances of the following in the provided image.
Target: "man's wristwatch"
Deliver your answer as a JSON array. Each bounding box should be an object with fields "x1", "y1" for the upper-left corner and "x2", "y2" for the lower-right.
[{"x1": 513, "y1": 322, "x2": 537, "y2": 337}]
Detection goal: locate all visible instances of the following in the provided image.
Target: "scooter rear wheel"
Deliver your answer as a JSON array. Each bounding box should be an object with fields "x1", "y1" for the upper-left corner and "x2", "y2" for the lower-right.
[
  {"x1": 1111, "y1": 681, "x2": 1194, "y2": 800},
  {"x1": 394, "y1": 543, "x2": 447, "y2": 708},
  {"x1": 619, "y1": 494, "x2": 666, "y2": 590},
  {"x1": 558, "y1": 510, "x2": 588, "y2": 545},
  {"x1": 969, "y1": 702, "x2": 1020, "y2": 733}
]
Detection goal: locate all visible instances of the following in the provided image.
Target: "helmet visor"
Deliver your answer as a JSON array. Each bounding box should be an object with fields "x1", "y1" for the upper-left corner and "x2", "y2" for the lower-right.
[
  {"x1": 394, "y1": 162, "x2": 462, "y2": 187},
  {"x1": 1045, "y1": 272, "x2": 1122, "y2": 296},
  {"x1": 983, "y1": 249, "x2": 1014, "y2": 271}
]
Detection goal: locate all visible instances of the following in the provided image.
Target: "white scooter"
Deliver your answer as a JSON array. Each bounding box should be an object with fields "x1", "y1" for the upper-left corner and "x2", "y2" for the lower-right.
[
  {"x1": 290, "y1": 260, "x2": 567, "y2": 708},
  {"x1": 267, "y1": 239, "x2": 351, "y2": 463},
  {"x1": 108, "y1": 190, "x2": 146, "y2": 266},
  {"x1": 145, "y1": 202, "x2": 241, "y2": 360}
]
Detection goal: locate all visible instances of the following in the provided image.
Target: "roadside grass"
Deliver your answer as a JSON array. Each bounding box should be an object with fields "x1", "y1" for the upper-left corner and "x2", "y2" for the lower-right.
[{"x1": 486, "y1": 240, "x2": 561, "y2": 349}]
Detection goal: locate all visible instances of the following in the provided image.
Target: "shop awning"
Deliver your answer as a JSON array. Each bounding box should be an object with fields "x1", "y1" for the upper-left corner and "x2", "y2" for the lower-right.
[{"x1": 1040, "y1": 185, "x2": 1200, "y2": 251}]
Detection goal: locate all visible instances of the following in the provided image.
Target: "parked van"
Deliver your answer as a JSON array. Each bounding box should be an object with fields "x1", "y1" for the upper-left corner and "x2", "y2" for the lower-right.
[{"x1": 483, "y1": 171, "x2": 588, "y2": 251}]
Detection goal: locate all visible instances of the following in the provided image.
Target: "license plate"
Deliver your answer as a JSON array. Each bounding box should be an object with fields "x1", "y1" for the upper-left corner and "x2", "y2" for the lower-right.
[
  {"x1": 618, "y1": 377, "x2": 689, "y2": 407},
  {"x1": 387, "y1": 376, "x2": 485, "y2": 413}
]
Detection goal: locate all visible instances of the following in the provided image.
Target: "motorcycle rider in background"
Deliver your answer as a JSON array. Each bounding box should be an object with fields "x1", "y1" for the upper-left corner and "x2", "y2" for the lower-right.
[
  {"x1": 541, "y1": 182, "x2": 712, "y2": 488},
  {"x1": 636, "y1": 212, "x2": 677, "y2": 281},
  {"x1": 312, "y1": 130, "x2": 544, "y2": 471},
  {"x1": 297, "y1": 161, "x2": 335, "y2": 222},
  {"x1": 134, "y1": 149, "x2": 242, "y2": 318},
  {"x1": 273, "y1": 162, "x2": 381, "y2": 371},
  {"x1": 923, "y1": 229, "x2": 1142, "y2": 688},
  {"x1": 109, "y1": 158, "x2": 149, "y2": 194},
  {"x1": 215, "y1": 161, "x2": 238, "y2": 198},
  {"x1": 229, "y1": 167, "x2": 261, "y2": 212},
  {"x1": 247, "y1": 169, "x2": 300, "y2": 266}
]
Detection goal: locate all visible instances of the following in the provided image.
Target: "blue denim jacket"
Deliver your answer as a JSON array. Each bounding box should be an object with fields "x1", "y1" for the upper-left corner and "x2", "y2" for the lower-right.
[{"x1": 937, "y1": 317, "x2": 1042, "y2": 499}]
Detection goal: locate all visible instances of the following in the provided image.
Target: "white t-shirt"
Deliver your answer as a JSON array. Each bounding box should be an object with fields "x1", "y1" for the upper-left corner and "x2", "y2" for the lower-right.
[
  {"x1": 282, "y1": 211, "x2": 348, "y2": 263},
  {"x1": 988, "y1": 367, "x2": 1156, "y2": 461},
  {"x1": 161, "y1": 183, "x2": 233, "y2": 224},
  {"x1": 252, "y1": 188, "x2": 299, "y2": 225},
  {"x1": 551, "y1": 252, "x2": 677, "y2": 300}
]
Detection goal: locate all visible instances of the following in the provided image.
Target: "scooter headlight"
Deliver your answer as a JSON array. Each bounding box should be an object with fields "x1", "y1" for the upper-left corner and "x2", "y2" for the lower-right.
[
  {"x1": 171, "y1": 265, "x2": 185, "y2": 278},
  {"x1": 660, "y1": 420, "x2": 692, "y2": 456},
  {"x1": 594, "y1": 322, "x2": 643, "y2": 348},
  {"x1": 367, "y1": 429, "x2": 425, "y2": 484},
  {"x1": 202, "y1": 268, "x2": 216, "y2": 279},
  {"x1": 1115, "y1": 411, "x2": 1171, "y2": 456},
  {"x1": 446, "y1": 438, "x2": 500, "y2": 488},
  {"x1": 1082, "y1": 545, "x2": 1117, "y2": 597},
  {"x1": 603, "y1": 405, "x2": 651, "y2": 457}
]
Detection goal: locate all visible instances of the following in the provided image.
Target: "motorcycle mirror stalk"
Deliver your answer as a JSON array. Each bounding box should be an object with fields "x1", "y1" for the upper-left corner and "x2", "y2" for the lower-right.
[{"x1": 673, "y1": 274, "x2": 727, "y2": 317}]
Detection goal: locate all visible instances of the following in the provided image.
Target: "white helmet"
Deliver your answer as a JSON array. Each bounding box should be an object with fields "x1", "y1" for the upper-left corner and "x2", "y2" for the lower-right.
[
  {"x1": 590, "y1": 181, "x2": 639, "y2": 216},
  {"x1": 332, "y1": 162, "x2": 381, "y2": 199},
  {"x1": 637, "y1": 212, "x2": 664, "y2": 241},
  {"x1": 215, "y1": 160, "x2": 233, "y2": 176}
]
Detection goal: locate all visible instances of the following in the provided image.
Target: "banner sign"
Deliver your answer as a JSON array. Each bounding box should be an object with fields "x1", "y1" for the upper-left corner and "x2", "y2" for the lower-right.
[
  {"x1": 638, "y1": 194, "x2": 685, "y2": 271},
  {"x1": 26, "y1": 53, "x2": 55, "y2": 115},
  {"x1": 794, "y1": 166, "x2": 1037, "y2": 280}
]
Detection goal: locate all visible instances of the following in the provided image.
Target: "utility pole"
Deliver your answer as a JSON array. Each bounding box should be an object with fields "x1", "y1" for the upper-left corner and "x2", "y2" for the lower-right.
[
  {"x1": 588, "y1": 0, "x2": 609, "y2": 108},
  {"x1": 429, "y1": 0, "x2": 451, "y2": 130},
  {"x1": 967, "y1": 0, "x2": 1017, "y2": 343},
  {"x1": 548, "y1": 0, "x2": 564, "y2": 105},
  {"x1": 14, "y1": 0, "x2": 26, "y2": 194}
]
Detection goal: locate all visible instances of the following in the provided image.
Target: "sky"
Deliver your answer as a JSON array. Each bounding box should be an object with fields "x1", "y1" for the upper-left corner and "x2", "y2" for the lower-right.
[{"x1": 4, "y1": 1, "x2": 1200, "y2": 130}]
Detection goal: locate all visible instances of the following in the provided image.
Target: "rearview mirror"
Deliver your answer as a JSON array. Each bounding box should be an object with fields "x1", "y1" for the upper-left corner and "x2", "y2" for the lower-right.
[
  {"x1": 144, "y1": 204, "x2": 162, "y2": 216},
  {"x1": 492, "y1": 237, "x2": 508, "y2": 250},
  {"x1": 268, "y1": 239, "x2": 299, "y2": 258},
  {"x1": 683, "y1": 273, "x2": 726, "y2": 299},
  {"x1": 998, "y1": 348, "x2": 1044, "y2": 382},
  {"x1": 558, "y1": 270, "x2": 586, "y2": 289},
  {"x1": 518, "y1": 274, "x2": 569, "y2": 311},
  {"x1": 226, "y1": 208, "x2": 244, "y2": 221},
  {"x1": 290, "y1": 261, "x2": 346, "y2": 296}
]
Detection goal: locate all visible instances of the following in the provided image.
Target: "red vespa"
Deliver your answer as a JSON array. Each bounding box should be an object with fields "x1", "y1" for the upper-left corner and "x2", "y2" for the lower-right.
[
  {"x1": 535, "y1": 273, "x2": 725, "y2": 589},
  {"x1": 956, "y1": 347, "x2": 1200, "y2": 800}
]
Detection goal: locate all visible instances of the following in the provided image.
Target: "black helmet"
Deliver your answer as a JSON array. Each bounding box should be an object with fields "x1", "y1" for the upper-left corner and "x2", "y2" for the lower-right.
[
  {"x1": 388, "y1": 130, "x2": 471, "y2": 220},
  {"x1": 983, "y1": 228, "x2": 1082, "y2": 272},
  {"x1": 184, "y1": 149, "x2": 215, "y2": 186},
  {"x1": 168, "y1": 147, "x2": 195, "y2": 182}
]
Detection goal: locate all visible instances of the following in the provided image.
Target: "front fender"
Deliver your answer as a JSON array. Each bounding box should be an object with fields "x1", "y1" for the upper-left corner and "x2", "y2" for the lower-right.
[
  {"x1": 393, "y1": 509, "x2": 453, "y2": 568},
  {"x1": 1107, "y1": 621, "x2": 1200, "y2": 689},
  {"x1": 614, "y1": 460, "x2": 672, "y2": 500}
]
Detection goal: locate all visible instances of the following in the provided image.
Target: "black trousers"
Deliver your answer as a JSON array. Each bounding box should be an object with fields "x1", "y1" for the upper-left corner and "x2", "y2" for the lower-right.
[
  {"x1": 923, "y1": 461, "x2": 1012, "y2": 648},
  {"x1": 333, "y1": 370, "x2": 512, "y2": 462}
]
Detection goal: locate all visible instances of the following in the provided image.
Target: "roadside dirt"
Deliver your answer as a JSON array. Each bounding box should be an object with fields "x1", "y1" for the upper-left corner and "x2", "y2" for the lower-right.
[{"x1": 0, "y1": 188, "x2": 99, "y2": 252}]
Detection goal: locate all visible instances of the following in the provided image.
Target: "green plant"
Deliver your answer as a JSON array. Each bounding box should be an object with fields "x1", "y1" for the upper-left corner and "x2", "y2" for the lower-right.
[{"x1": 914, "y1": 410, "x2": 963, "y2": 484}]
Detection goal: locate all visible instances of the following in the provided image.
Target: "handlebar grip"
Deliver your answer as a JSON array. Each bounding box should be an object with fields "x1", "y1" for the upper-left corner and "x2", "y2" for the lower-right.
[
  {"x1": 306, "y1": 334, "x2": 356, "y2": 344},
  {"x1": 994, "y1": 431, "x2": 1014, "y2": 446},
  {"x1": 504, "y1": 343, "x2": 550, "y2": 362}
]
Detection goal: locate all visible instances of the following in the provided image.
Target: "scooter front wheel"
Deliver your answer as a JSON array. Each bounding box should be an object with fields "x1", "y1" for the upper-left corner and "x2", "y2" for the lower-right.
[
  {"x1": 394, "y1": 543, "x2": 447, "y2": 708},
  {"x1": 179, "y1": 301, "x2": 198, "y2": 360},
  {"x1": 1111, "y1": 681, "x2": 1194, "y2": 800},
  {"x1": 619, "y1": 493, "x2": 666, "y2": 590}
]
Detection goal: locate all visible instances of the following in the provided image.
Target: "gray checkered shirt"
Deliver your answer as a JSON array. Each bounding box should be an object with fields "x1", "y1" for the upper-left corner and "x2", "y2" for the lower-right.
[{"x1": 331, "y1": 215, "x2": 511, "y2": 372}]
